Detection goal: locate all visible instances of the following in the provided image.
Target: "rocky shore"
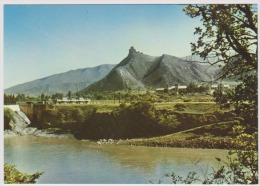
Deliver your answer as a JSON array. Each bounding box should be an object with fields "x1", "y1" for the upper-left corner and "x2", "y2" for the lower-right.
[{"x1": 4, "y1": 128, "x2": 74, "y2": 139}]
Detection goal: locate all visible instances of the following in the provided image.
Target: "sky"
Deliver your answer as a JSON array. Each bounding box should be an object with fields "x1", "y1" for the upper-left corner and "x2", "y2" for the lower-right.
[{"x1": 4, "y1": 4, "x2": 202, "y2": 89}]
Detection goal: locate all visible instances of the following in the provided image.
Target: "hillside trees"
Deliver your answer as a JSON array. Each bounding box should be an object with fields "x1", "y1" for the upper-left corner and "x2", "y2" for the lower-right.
[
  {"x1": 4, "y1": 94, "x2": 17, "y2": 104},
  {"x1": 183, "y1": 4, "x2": 257, "y2": 128},
  {"x1": 67, "y1": 90, "x2": 72, "y2": 100}
]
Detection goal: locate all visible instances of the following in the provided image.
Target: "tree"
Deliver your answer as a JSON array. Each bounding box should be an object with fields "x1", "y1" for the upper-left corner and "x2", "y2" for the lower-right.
[
  {"x1": 183, "y1": 4, "x2": 257, "y2": 127},
  {"x1": 186, "y1": 82, "x2": 198, "y2": 93},
  {"x1": 16, "y1": 93, "x2": 26, "y2": 102},
  {"x1": 51, "y1": 92, "x2": 63, "y2": 99},
  {"x1": 160, "y1": 126, "x2": 258, "y2": 184},
  {"x1": 183, "y1": 5, "x2": 257, "y2": 77},
  {"x1": 75, "y1": 92, "x2": 81, "y2": 100},
  {"x1": 40, "y1": 93, "x2": 46, "y2": 101},
  {"x1": 176, "y1": 4, "x2": 258, "y2": 184},
  {"x1": 213, "y1": 84, "x2": 230, "y2": 109},
  {"x1": 67, "y1": 90, "x2": 72, "y2": 100},
  {"x1": 4, "y1": 94, "x2": 18, "y2": 105}
]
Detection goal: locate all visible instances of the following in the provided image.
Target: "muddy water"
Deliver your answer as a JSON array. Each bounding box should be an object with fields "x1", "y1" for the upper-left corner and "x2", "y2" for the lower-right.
[{"x1": 4, "y1": 136, "x2": 228, "y2": 184}]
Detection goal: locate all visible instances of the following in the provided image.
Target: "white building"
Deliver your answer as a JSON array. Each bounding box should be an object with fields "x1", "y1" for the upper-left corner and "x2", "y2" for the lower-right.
[{"x1": 56, "y1": 97, "x2": 91, "y2": 104}]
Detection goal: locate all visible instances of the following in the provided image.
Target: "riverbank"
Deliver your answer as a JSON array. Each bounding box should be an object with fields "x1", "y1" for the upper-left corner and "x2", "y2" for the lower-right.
[
  {"x1": 95, "y1": 120, "x2": 239, "y2": 149},
  {"x1": 4, "y1": 128, "x2": 75, "y2": 139},
  {"x1": 3, "y1": 124, "x2": 235, "y2": 150},
  {"x1": 4, "y1": 101, "x2": 243, "y2": 150},
  {"x1": 2, "y1": 117, "x2": 242, "y2": 150}
]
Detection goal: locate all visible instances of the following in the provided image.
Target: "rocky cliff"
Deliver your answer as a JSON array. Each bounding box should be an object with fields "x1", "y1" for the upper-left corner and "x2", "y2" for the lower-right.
[{"x1": 83, "y1": 47, "x2": 221, "y2": 93}]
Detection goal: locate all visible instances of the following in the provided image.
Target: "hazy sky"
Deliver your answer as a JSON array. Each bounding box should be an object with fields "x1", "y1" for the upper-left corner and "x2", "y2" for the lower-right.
[{"x1": 4, "y1": 4, "x2": 202, "y2": 89}]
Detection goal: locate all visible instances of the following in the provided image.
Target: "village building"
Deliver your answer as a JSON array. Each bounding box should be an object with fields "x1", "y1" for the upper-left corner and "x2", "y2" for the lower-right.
[
  {"x1": 155, "y1": 84, "x2": 230, "y2": 94},
  {"x1": 56, "y1": 97, "x2": 91, "y2": 104}
]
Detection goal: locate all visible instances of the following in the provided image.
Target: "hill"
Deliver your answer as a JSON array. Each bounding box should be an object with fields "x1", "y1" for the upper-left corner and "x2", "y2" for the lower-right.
[
  {"x1": 5, "y1": 64, "x2": 115, "y2": 96},
  {"x1": 82, "y1": 47, "x2": 221, "y2": 93}
]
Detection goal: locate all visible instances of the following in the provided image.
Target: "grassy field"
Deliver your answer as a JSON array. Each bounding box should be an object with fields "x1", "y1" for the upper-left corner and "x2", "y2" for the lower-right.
[
  {"x1": 36, "y1": 95, "x2": 239, "y2": 149},
  {"x1": 54, "y1": 100, "x2": 223, "y2": 114},
  {"x1": 154, "y1": 102, "x2": 221, "y2": 113}
]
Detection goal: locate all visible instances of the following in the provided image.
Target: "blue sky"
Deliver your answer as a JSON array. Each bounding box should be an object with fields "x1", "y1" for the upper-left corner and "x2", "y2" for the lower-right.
[{"x1": 4, "y1": 4, "x2": 201, "y2": 89}]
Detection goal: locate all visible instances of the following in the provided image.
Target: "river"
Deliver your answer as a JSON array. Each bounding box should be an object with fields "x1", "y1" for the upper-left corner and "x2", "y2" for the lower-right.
[{"x1": 4, "y1": 136, "x2": 228, "y2": 184}]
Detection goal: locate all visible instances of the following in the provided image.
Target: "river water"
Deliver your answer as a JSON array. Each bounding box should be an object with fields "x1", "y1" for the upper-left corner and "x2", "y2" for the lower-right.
[{"x1": 4, "y1": 136, "x2": 228, "y2": 184}]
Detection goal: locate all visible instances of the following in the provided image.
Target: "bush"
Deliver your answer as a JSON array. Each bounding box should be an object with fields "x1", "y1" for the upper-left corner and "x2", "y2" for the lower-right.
[
  {"x1": 4, "y1": 163, "x2": 43, "y2": 184},
  {"x1": 4, "y1": 108, "x2": 15, "y2": 130},
  {"x1": 174, "y1": 103, "x2": 186, "y2": 111},
  {"x1": 158, "y1": 126, "x2": 258, "y2": 184},
  {"x1": 119, "y1": 103, "x2": 127, "y2": 109}
]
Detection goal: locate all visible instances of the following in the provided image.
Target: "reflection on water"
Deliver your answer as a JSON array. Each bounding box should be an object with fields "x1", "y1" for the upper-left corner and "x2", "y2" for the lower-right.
[{"x1": 4, "y1": 136, "x2": 228, "y2": 184}]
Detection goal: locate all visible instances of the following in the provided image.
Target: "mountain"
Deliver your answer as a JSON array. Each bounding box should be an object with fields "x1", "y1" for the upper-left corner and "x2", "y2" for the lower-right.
[
  {"x1": 181, "y1": 54, "x2": 207, "y2": 62},
  {"x1": 82, "y1": 47, "x2": 221, "y2": 93},
  {"x1": 5, "y1": 64, "x2": 115, "y2": 96}
]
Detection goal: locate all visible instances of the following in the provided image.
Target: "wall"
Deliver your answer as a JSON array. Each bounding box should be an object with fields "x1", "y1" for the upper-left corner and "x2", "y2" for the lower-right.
[{"x1": 20, "y1": 105, "x2": 47, "y2": 128}]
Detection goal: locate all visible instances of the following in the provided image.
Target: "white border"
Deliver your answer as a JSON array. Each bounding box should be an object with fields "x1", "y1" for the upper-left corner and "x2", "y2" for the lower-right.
[
  {"x1": 0, "y1": 1, "x2": 258, "y2": 186},
  {"x1": 1, "y1": 0, "x2": 260, "y2": 5}
]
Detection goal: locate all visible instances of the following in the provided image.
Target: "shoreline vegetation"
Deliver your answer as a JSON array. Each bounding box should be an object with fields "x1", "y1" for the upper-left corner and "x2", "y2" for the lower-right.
[{"x1": 4, "y1": 95, "x2": 247, "y2": 150}]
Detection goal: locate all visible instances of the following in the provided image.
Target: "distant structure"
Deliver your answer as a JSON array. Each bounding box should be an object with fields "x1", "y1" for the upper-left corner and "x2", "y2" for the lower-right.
[
  {"x1": 155, "y1": 83, "x2": 230, "y2": 95},
  {"x1": 56, "y1": 97, "x2": 91, "y2": 104},
  {"x1": 209, "y1": 84, "x2": 230, "y2": 94},
  {"x1": 155, "y1": 85, "x2": 187, "y2": 93}
]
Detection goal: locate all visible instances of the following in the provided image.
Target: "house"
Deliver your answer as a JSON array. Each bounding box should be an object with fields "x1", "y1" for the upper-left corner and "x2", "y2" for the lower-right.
[
  {"x1": 155, "y1": 85, "x2": 187, "y2": 93},
  {"x1": 56, "y1": 97, "x2": 91, "y2": 104},
  {"x1": 209, "y1": 84, "x2": 230, "y2": 94}
]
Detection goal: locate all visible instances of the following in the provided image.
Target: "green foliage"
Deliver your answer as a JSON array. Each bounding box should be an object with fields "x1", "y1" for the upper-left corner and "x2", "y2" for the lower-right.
[
  {"x1": 229, "y1": 125, "x2": 258, "y2": 183},
  {"x1": 4, "y1": 163, "x2": 43, "y2": 184},
  {"x1": 158, "y1": 114, "x2": 180, "y2": 130},
  {"x1": 174, "y1": 103, "x2": 186, "y2": 111},
  {"x1": 227, "y1": 74, "x2": 258, "y2": 128},
  {"x1": 16, "y1": 93, "x2": 26, "y2": 102},
  {"x1": 186, "y1": 82, "x2": 198, "y2": 93},
  {"x1": 213, "y1": 84, "x2": 229, "y2": 108},
  {"x1": 4, "y1": 108, "x2": 15, "y2": 122},
  {"x1": 51, "y1": 92, "x2": 63, "y2": 101},
  {"x1": 40, "y1": 93, "x2": 50, "y2": 101},
  {"x1": 183, "y1": 5, "x2": 257, "y2": 128},
  {"x1": 119, "y1": 103, "x2": 127, "y2": 109},
  {"x1": 67, "y1": 90, "x2": 72, "y2": 100},
  {"x1": 183, "y1": 5, "x2": 257, "y2": 76},
  {"x1": 72, "y1": 108, "x2": 85, "y2": 122},
  {"x1": 4, "y1": 108, "x2": 15, "y2": 129},
  {"x1": 4, "y1": 94, "x2": 17, "y2": 105},
  {"x1": 44, "y1": 106, "x2": 97, "y2": 124},
  {"x1": 159, "y1": 125, "x2": 258, "y2": 184}
]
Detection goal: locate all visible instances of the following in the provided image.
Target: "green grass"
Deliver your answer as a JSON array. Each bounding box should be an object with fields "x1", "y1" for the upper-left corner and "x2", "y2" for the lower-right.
[{"x1": 155, "y1": 102, "x2": 225, "y2": 113}]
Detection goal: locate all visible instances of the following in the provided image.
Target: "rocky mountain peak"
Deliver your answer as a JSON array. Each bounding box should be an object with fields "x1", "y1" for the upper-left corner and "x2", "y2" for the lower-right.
[{"x1": 129, "y1": 46, "x2": 137, "y2": 54}]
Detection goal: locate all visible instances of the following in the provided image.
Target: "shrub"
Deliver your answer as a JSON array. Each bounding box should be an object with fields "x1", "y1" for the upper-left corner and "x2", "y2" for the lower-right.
[
  {"x1": 4, "y1": 108, "x2": 15, "y2": 130},
  {"x1": 119, "y1": 103, "x2": 127, "y2": 109},
  {"x1": 159, "y1": 125, "x2": 258, "y2": 184},
  {"x1": 4, "y1": 163, "x2": 43, "y2": 184},
  {"x1": 174, "y1": 104, "x2": 186, "y2": 111}
]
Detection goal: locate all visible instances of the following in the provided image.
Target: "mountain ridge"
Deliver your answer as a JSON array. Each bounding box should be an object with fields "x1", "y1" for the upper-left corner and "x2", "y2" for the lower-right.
[
  {"x1": 5, "y1": 47, "x2": 225, "y2": 96},
  {"x1": 82, "y1": 47, "x2": 221, "y2": 93},
  {"x1": 5, "y1": 64, "x2": 116, "y2": 96}
]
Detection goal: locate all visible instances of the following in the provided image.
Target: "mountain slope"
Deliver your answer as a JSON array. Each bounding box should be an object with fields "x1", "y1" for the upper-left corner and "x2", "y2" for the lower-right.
[
  {"x1": 5, "y1": 64, "x2": 115, "y2": 96},
  {"x1": 83, "y1": 47, "x2": 221, "y2": 93}
]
